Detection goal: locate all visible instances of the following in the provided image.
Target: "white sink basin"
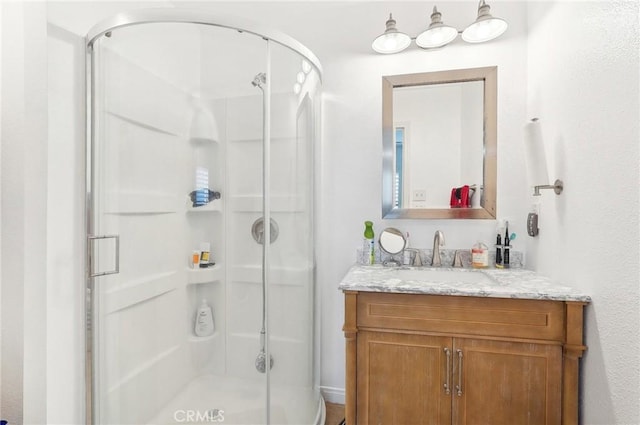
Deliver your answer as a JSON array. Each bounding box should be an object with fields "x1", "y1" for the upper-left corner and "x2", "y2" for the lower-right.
[{"x1": 390, "y1": 268, "x2": 495, "y2": 285}]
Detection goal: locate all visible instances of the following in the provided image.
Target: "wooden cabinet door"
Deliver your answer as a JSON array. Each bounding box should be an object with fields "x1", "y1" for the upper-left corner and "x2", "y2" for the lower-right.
[
  {"x1": 452, "y1": 338, "x2": 562, "y2": 425},
  {"x1": 357, "y1": 331, "x2": 452, "y2": 425}
]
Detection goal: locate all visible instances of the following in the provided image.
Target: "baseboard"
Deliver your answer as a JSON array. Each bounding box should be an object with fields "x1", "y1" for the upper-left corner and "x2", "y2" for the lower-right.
[{"x1": 320, "y1": 386, "x2": 345, "y2": 405}]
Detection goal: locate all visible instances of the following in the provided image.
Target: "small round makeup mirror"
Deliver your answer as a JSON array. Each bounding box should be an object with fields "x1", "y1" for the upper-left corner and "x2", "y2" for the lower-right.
[{"x1": 379, "y1": 228, "x2": 406, "y2": 266}]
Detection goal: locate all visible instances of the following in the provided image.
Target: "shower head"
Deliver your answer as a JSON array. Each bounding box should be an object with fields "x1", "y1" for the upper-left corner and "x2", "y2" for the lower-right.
[{"x1": 251, "y1": 73, "x2": 266, "y2": 89}]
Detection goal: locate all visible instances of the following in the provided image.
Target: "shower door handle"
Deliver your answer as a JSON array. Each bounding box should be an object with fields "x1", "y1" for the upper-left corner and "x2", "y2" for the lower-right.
[{"x1": 88, "y1": 235, "x2": 120, "y2": 277}]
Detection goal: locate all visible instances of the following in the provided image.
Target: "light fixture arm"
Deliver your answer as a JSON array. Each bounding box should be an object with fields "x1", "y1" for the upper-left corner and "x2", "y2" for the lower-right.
[
  {"x1": 384, "y1": 13, "x2": 397, "y2": 32},
  {"x1": 430, "y1": 6, "x2": 443, "y2": 25},
  {"x1": 476, "y1": 0, "x2": 492, "y2": 20},
  {"x1": 533, "y1": 179, "x2": 564, "y2": 196}
]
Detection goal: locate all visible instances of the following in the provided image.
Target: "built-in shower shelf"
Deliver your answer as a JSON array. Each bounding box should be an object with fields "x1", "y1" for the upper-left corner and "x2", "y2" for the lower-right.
[
  {"x1": 107, "y1": 111, "x2": 179, "y2": 137},
  {"x1": 186, "y1": 200, "x2": 223, "y2": 213},
  {"x1": 187, "y1": 265, "x2": 223, "y2": 285},
  {"x1": 189, "y1": 136, "x2": 219, "y2": 145},
  {"x1": 188, "y1": 332, "x2": 219, "y2": 343},
  {"x1": 105, "y1": 271, "x2": 178, "y2": 314}
]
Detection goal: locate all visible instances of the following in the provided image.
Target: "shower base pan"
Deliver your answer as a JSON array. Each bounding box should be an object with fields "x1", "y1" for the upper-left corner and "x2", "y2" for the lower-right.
[{"x1": 147, "y1": 374, "x2": 325, "y2": 425}]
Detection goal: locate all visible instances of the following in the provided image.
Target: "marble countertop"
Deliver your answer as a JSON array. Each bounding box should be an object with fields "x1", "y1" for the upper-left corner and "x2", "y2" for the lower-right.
[{"x1": 339, "y1": 264, "x2": 591, "y2": 302}]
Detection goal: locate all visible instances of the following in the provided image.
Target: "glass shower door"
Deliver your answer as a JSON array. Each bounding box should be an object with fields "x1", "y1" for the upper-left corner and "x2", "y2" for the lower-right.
[
  {"x1": 88, "y1": 27, "x2": 195, "y2": 424},
  {"x1": 264, "y1": 42, "x2": 322, "y2": 424}
]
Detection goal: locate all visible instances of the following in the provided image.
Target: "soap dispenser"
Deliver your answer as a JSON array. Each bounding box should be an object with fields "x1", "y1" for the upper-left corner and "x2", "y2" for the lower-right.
[{"x1": 195, "y1": 299, "x2": 215, "y2": 337}]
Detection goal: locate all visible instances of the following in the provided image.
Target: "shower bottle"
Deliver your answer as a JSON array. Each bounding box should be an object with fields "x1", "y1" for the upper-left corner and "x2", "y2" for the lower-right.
[{"x1": 195, "y1": 299, "x2": 215, "y2": 337}]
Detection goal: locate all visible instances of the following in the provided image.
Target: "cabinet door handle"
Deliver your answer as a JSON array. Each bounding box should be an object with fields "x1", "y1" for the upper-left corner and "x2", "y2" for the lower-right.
[
  {"x1": 455, "y1": 349, "x2": 463, "y2": 396},
  {"x1": 443, "y1": 347, "x2": 451, "y2": 395}
]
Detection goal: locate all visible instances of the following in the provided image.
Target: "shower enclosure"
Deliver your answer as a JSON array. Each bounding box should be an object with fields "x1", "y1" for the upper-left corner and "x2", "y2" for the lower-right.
[{"x1": 85, "y1": 10, "x2": 322, "y2": 424}]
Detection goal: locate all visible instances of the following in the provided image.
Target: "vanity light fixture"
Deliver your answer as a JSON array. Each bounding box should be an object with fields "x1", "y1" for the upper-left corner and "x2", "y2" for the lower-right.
[
  {"x1": 372, "y1": 0, "x2": 508, "y2": 54},
  {"x1": 523, "y1": 118, "x2": 564, "y2": 196}
]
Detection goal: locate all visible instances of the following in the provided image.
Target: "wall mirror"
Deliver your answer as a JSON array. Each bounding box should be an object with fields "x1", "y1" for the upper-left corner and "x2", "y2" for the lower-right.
[{"x1": 382, "y1": 66, "x2": 497, "y2": 219}]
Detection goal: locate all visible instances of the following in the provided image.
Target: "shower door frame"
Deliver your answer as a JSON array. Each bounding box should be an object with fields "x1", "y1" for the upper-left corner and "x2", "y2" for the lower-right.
[{"x1": 85, "y1": 9, "x2": 322, "y2": 424}]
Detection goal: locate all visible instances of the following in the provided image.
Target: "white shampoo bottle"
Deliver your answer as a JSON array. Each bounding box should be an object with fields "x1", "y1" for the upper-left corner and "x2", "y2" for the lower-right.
[{"x1": 195, "y1": 299, "x2": 215, "y2": 337}]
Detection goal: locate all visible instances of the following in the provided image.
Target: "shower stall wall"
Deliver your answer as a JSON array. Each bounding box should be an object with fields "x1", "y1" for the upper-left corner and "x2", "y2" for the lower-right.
[{"x1": 86, "y1": 11, "x2": 322, "y2": 425}]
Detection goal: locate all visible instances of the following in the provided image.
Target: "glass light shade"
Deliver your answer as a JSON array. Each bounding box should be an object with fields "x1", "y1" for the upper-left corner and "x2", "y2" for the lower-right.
[
  {"x1": 296, "y1": 71, "x2": 306, "y2": 84},
  {"x1": 372, "y1": 14, "x2": 411, "y2": 54},
  {"x1": 416, "y1": 26, "x2": 458, "y2": 48},
  {"x1": 462, "y1": 0, "x2": 508, "y2": 43},
  {"x1": 462, "y1": 17, "x2": 507, "y2": 43},
  {"x1": 416, "y1": 6, "x2": 458, "y2": 49}
]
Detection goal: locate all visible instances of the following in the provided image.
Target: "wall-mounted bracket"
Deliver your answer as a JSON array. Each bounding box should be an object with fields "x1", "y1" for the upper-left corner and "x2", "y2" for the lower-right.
[{"x1": 533, "y1": 179, "x2": 563, "y2": 196}]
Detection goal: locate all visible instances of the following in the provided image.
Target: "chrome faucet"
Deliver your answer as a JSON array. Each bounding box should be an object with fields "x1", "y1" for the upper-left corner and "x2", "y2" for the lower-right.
[{"x1": 432, "y1": 230, "x2": 445, "y2": 266}]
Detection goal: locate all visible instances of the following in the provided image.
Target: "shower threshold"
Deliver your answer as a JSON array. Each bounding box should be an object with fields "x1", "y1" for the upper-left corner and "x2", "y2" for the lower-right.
[{"x1": 147, "y1": 374, "x2": 323, "y2": 425}]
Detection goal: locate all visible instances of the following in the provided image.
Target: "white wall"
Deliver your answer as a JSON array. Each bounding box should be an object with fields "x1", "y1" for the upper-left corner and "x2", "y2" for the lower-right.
[
  {"x1": 526, "y1": 2, "x2": 640, "y2": 424},
  {"x1": 0, "y1": 0, "x2": 3, "y2": 415},
  {"x1": 1, "y1": 3, "x2": 47, "y2": 424},
  {"x1": 460, "y1": 81, "x2": 484, "y2": 192},
  {"x1": 46, "y1": 22, "x2": 86, "y2": 424},
  {"x1": 395, "y1": 85, "x2": 463, "y2": 208},
  {"x1": 0, "y1": 2, "x2": 48, "y2": 423},
  {"x1": 0, "y1": 5, "x2": 25, "y2": 420}
]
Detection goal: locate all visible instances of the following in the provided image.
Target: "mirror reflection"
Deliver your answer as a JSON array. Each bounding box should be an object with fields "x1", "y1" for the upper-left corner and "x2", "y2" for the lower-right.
[
  {"x1": 379, "y1": 228, "x2": 406, "y2": 255},
  {"x1": 378, "y1": 228, "x2": 406, "y2": 267},
  {"x1": 394, "y1": 81, "x2": 483, "y2": 209},
  {"x1": 382, "y1": 67, "x2": 497, "y2": 219}
]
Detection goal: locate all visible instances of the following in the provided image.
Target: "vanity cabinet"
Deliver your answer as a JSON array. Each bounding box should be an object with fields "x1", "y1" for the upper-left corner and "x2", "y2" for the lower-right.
[{"x1": 343, "y1": 291, "x2": 587, "y2": 425}]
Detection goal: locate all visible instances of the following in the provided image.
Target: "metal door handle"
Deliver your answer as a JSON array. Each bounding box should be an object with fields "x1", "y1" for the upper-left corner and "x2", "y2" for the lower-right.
[
  {"x1": 88, "y1": 235, "x2": 120, "y2": 277},
  {"x1": 443, "y1": 347, "x2": 451, "y2": 395},
  {"x1": 455, "y1": 349, "x2": 463, "y2": 396}
]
